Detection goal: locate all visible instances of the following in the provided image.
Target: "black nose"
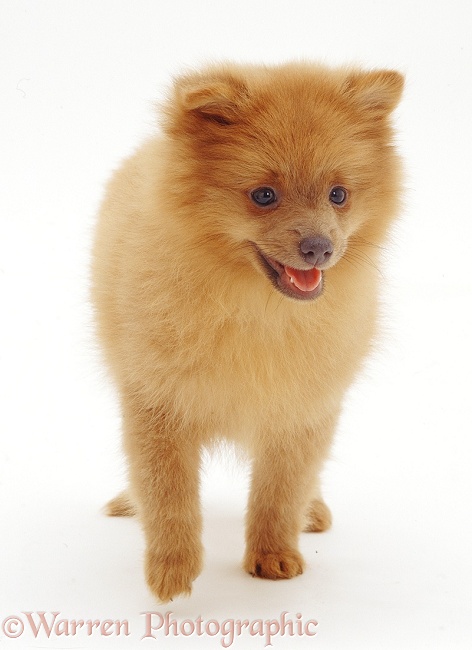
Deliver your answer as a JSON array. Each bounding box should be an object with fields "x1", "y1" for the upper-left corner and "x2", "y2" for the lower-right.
[{"x1": 300, "y1": 236, "x2": 333, "y2": 267}]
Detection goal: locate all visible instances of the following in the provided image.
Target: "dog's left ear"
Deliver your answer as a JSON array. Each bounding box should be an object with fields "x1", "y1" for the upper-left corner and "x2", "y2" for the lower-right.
[
  {"x1": 343, "y1": 69, "x2": 404, "y2": 115},
  {"x1": 173, "y1": 70, "x2": 249, "y2": 126}
]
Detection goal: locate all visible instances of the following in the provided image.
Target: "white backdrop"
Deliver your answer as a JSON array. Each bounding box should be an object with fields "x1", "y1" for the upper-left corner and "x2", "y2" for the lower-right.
[{"x1": 1, "y1": 1, "x2": 471, "y2": 648}]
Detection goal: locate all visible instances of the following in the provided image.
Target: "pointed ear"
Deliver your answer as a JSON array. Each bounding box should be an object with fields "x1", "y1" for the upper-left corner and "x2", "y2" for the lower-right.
[
  {"x1": 174, "y1": 72, "x2": 249, "y2": 125},
  {"x1": 344, "y1": 69, "x2": 404, "y2": 115}
]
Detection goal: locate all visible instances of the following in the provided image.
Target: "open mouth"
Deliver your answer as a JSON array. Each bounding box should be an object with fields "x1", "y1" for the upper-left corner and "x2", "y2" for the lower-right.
[{"x1": 253, "y1": 246, "x2": 324, "y2": 301}]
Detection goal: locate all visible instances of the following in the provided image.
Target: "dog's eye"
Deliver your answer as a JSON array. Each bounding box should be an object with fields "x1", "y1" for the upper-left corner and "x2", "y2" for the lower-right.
[
  {"x1": 329, "y1": 186, "x2": 348, "y2": 206},
  {"x1": 251, "y1": 187, "x2": 278, "y2": 207}
]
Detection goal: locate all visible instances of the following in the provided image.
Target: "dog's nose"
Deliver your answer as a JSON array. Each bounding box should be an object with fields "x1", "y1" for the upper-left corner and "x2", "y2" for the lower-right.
[{"x1": 300, "y1": 236, "x2": 333, "y2": 267}]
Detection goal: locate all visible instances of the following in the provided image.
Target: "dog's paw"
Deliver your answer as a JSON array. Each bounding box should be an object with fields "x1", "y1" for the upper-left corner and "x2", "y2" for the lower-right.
[
  {"x1": 145, "y1": 548, "x2": 203, "y2": 603},
  {"x1": 244, "y1": 549, "x2": 305, "y2": 580},
  {"x1": 303, "y1": 498, "x2": 332, "y2": 532},
  {"x1": 105, "y1": 491, "x2": 136, "y2": 517}
]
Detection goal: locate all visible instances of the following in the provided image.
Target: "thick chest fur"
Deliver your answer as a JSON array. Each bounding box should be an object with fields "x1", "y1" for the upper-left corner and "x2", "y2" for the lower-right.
[{"x1": 120, "y1": 270, "x2": 377, "y2": 438}]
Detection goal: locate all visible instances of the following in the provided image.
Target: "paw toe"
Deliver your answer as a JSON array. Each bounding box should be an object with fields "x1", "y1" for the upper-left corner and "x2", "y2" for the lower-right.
[
  {"x1": 146, "y1": 549, "x2": 202, "y2": 603},
  {"x1": 245, "y1": 549, "x2": 304, "y2": 580}
]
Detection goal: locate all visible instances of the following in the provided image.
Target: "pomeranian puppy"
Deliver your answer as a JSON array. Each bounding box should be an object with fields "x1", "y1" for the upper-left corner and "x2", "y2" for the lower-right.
[{"x1": 91, "y1": 62, "x2": 403, "y2": 603}]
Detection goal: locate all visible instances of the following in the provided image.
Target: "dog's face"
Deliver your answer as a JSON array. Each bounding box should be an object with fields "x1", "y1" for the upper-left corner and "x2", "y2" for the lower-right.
[{"x1": 164, "y1": 64, "x2": 403, "y2": 301}]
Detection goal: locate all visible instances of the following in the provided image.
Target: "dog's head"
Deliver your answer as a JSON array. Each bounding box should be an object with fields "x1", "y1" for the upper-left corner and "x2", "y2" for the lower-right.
[{"x1": 163, "y1": 63, "x2": 403, "y2": 301}]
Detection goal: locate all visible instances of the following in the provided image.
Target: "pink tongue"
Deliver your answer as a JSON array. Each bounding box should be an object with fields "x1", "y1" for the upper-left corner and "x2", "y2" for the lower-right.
[{"x1": 284, "y1": 266, "x2": 322, "y2": 292}]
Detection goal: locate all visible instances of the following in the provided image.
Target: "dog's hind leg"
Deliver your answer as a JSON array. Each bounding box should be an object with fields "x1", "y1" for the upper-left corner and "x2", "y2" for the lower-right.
[{"x1": 105, "y1": 490, "x2": 136, "y2": 517}]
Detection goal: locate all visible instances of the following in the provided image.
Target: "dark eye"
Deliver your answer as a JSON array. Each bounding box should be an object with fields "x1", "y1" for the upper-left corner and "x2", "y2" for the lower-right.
[
  {"x1": 251, "y1": 187, "x2": 278, "y2": 207},
  {"x1": 329, "y1": 186, "x2": 348, "y2": 206}
]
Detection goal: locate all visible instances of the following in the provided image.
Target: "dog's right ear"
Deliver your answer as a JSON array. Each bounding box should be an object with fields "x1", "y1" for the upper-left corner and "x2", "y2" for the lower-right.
[
  {"x1": 164, "y1": 69, "x2": 249, "y2": 132},
  {"x1": 343, "y1": 69, "x2": 404, "y2": 116}
]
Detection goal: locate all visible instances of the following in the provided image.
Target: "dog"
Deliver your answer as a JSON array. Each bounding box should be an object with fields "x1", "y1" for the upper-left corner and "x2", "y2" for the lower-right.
[{"x1": 91, "y1": 62, "x2": 403, "y2": 603}]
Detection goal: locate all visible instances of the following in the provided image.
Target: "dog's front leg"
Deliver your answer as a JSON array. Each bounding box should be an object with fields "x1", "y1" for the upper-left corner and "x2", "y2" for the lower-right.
[
  {"x1": 244, "y1": 428, "x2": 329, "y2": 580},
  {"x1": 123, "y1": 400, "x2": 203, "y2": 602}
]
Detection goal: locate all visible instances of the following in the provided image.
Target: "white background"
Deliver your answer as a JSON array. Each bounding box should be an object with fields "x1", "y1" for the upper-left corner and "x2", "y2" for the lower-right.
[{"x1": 1, "y1": 1, "x2": 471, "y2": 648}]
